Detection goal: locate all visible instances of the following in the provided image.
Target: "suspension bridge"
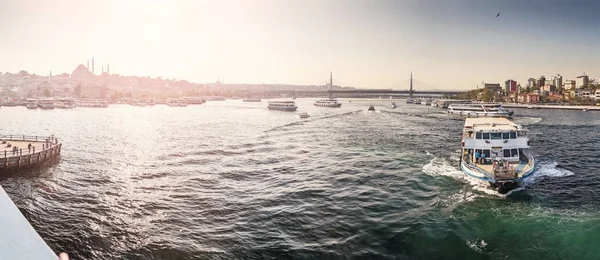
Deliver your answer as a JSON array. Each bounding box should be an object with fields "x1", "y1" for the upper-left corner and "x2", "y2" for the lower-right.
[{"x1": 239, "y1": 73, "x2": 466, "y2": 99}]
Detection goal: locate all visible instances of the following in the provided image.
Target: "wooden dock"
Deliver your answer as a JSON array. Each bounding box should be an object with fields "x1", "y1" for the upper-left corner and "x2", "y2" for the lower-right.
[{"x1": 0, "y1": 135, "x2": 61, "y2": 170}]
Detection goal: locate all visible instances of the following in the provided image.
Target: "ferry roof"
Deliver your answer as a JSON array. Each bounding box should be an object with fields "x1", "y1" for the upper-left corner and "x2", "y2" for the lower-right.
[{"x1": 464, "y1": 118, "x2": 523, "y2": 131}]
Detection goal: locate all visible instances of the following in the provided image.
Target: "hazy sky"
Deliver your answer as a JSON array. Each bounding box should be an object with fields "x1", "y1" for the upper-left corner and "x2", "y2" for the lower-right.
[{"x1": 1, "y1": 0, "x2": 600, "y2": 90}]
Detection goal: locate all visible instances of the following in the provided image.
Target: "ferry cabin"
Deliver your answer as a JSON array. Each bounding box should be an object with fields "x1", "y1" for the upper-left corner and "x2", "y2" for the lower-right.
[{"x1": 461, "y1": 118, "x2": 534, "y2": 182}]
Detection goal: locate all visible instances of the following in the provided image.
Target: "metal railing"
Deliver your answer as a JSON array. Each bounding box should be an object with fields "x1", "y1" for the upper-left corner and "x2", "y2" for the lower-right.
[
  {"x1": 0, "y1": 135, "x2": 60, "y2": 158},
  {"x1": 461, "y1": 157, "x2": 495, "y2": 181}
]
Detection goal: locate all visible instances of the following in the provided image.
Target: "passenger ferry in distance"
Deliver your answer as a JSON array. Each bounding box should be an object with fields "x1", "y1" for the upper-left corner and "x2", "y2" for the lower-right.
[
  {"x1": 166, "y1": 98, "x2": 188, "y2": 107},
  {"x1": 77, "y1": 99, "x2": 109, "y2": 107},
  {"x1": 314, "y1": 72, "x2": 342, "y2": 108},
  {"x1": 55, "y1": 98, "x2": 76, "y2": 108},
  {"x1": 25, "y1": 99, "x2": 38, "y2": 109},
  {"x1": 184, "y1": 97, "x2": 206, "y2": 105},
  {"x1": 459, "y1": 118, "x2": 535, "y2": 194},
  {"x1": 267, "y1": 101, "x2": 297, "y2": 111},
  {"x1": 448, "y1": 103, "x2": 513, "y2": 117},
  {"x1": 37, "y1": 99, "x2": 55, "y2": 109},
  {"x1": 243, "y1": 98, "x2": 261, "y2": 102}
]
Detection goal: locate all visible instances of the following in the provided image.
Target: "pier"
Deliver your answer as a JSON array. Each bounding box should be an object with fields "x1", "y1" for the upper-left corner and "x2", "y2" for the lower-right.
[
  {"x1": 0, "y1": 135, "x2": 61, "y2": 170},
  {"x1": 503, "y1": 104, "x2": 600, "y2": 111}
]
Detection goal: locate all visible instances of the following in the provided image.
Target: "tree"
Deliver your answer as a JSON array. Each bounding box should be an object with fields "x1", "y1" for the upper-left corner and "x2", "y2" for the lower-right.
[
  {"x1": 481, "y1": 88, "x2": 494, "y2": 102},
  {"x1": 43, "y1": 88, "x2": 51, "y2": 97}
]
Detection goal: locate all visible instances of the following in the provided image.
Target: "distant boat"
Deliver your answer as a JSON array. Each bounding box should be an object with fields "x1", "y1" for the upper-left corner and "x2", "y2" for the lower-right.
[
  {"x1": 583, "y1": 108, "x2": 589, "y2": 111},
  {"x1": 314, "y1": 72, "x2": 342, "y2": 108},
  {"x1": 368, "y1": 105, "x2": 375, "y2": 111},
  {"x1": 243, "y1": 98, "x2": 261, "y2": 102},
  {"x1": 299, "y1": 112, "x2": 310, "y2": 118},
  {"x1": 268, "y1": 101, "x2": 298, "y2": 111},
  {"x1": 390, "y1": 102, "x2": 397, "y2": 109}
]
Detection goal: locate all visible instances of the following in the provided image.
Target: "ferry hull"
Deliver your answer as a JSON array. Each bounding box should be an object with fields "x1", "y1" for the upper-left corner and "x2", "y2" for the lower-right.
[
  {"x1": 449, "y1": 111, "x2": 512, "y2": 117},
  {"x1": 459, "y1": 156, "x2": 535, "y2": 194},
  {"x1": 314, "y1": 103, "x2": 342, "y2": 107},
  {"x1": 267, "y1": 106, "x2": 298, "y2": 111}
]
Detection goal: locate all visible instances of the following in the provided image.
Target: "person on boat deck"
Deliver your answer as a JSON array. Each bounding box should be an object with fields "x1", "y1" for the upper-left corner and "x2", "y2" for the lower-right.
[
  {"x1": 28, "y1": 143, "x2": 32, "y2": 153},
  {"x1": 481, "y1": 152, "x2": 486, "y2": 164},
  {"x1": 474, "y1": 151, "x2": 480, "y2": 164}
]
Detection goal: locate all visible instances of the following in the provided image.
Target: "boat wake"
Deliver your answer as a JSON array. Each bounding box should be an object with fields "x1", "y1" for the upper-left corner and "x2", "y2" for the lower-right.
[
  {"x1": 512, "y1": 116, "x2": 543, "y2": 126},
  {"x1": 421, "y1": 155, "x2": 502, "y2": 198},
  {"x1": 521, "y1": 158, "x2": 574, "y2": 186},
  {"x1": 422, "y1": 153, "x2": 575, "y2": 198}
]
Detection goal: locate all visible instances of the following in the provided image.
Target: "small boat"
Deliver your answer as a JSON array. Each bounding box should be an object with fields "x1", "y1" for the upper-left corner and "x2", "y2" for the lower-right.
[
  {"x1": 459, "y1": 117, "x2": 535, "y2": 194},
  {"x1": 299, "y1": 112, "x2": 310, "y2": 118},
  {"x1": 368, "y1": 105, "x2": 375, "y2": 111},
  {"x1": 268, "y1": 101, "x2": 298, "y2": 111},
  {"x1": 390, "y1": 102, "x2": 397, "y2": 109},
  {"x1": 243, "y1": 98, "x2": 261, "y2": 102}
]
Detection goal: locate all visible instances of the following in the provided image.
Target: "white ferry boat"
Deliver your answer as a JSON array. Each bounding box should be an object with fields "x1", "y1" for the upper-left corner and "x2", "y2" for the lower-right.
[
  {"x1": 267, "y1": 101, "x2": 297, "y2": 111},
  {"x1": 448, "y1": 103, "x2": 513, "y2": 117},
  {"x1": 25, "y1": 99, "x2": 38, "y2": 109},
  {"x1": 37, "y1": 99, "x2": 55, "y2": 109},
  {"x1": 166, "y1": 98, "x2": 188, "y2": 107},
  {"x1": 55, "y1": 98, "x2": 76, "y2": 108},
  {"x1": 243, "y1": 98, "x2": 261, "y2": 102},
  {"x1": 184, "y1": 97, "x2": 205, "y2": 105},
  {"x1": 135, "y1": 99, "x2": 148, "y2": 106},
  {"x1": 459, "y1": 118, "x2": 535, "y2": 194},
  {"x1": 314, "y1": 72, "x2": 342, "y2": 108},
  {"x1": 77, "y1": 99, "x2": 109, "y2": 108},
  {"x1": 148, "y1": 98, "x2": 156, "y2": 106}
]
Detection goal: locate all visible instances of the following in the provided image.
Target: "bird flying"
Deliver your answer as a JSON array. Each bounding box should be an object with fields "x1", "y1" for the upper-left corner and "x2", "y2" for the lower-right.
[{"x1": 496, "y1": 13, "x2": 500, "y2": 18}]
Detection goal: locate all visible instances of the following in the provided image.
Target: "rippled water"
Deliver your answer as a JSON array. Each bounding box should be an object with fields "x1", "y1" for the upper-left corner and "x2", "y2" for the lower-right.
[{"x1": 1, "y1": 100, "x2": 599, "y2": 259}]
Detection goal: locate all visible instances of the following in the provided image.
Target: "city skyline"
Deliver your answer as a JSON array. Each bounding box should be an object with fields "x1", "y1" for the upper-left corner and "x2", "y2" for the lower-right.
[{"x1": 2, "y1": 0, "x2": 600, "y2": 90}]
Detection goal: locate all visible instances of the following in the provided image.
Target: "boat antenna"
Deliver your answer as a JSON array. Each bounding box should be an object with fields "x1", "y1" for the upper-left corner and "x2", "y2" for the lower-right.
[{"x1": 329, "y1": 71, "x2": 333, "y2": 99}]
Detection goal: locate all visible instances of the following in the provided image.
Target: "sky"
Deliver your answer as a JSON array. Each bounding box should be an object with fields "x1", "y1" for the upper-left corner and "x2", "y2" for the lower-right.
[{"x1": 1, "y1": 0, "x2": 600, "y2": 90}]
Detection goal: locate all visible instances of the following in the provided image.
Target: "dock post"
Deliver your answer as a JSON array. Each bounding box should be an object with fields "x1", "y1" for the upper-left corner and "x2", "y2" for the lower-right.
[{"x1": 20, "y1": 149, "x2": 22, "y2": 156}]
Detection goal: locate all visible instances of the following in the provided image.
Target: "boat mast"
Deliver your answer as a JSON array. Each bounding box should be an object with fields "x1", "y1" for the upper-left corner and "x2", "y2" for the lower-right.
[
  {"x1": 409, "y1": 71, "x2": 413, "y2": 99},
  {"x1": 329, "y1": 71, "x2": 333, "y2": 99}
]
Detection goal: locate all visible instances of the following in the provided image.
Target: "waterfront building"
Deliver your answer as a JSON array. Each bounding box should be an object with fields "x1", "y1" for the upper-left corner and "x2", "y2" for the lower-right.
[
  {"x1": 518, "y1": 93, "x2": 540, "y2": 104},
  {"x1": 576, "y1": 75, "x2": 589, "y2": 88},
  {"x1": 564, "y1": 80, "x2": 576, "y2": 90},
  {"x1": 504, "y1": 79, "x2": 517, "y2": 94}
]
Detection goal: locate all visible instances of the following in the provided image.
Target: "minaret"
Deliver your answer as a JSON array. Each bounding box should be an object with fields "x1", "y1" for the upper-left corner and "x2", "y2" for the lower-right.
[{"x1": 92, "y1": 57, "x2": 95, "y2": 75}]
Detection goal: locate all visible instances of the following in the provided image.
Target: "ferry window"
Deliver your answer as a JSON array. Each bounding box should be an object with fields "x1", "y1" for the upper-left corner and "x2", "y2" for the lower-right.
[
  {"x1": 502, "y1": 132, "x2": 510, "y2": 139},
  {"x1": 475, "y1": 132, "x2": 482, "y2": 139},
  {"x1": 482, "y1": 133, "x2": 490, "y2": 139},
  {"x1": 511, "y1": 149, "x2": 518, "y2": 157},
  {"x1": 510, "y1": 132, "x2": 517, "y2": 139},
  {"x1": 491, "y1": 133, "x2": 502, "y2": 140},
  {"x1": 475, "y1": 149, "x2": 482, "y2": 155},
  {"x1": 482, "y1": 150, "x2": 491, "y2": 158},
  {"x1": 503, "y1": 149, "x2": 511, "y2": 157}
]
